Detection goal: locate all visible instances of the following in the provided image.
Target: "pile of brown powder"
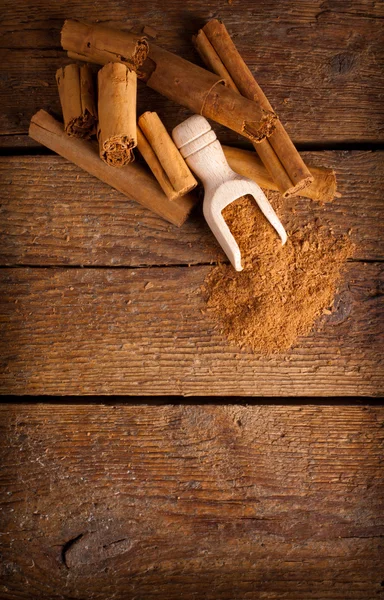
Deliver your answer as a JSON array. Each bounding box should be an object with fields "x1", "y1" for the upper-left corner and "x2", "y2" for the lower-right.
[{"x1": 202, "y1": 194, "x2": 354, "y2": 353}]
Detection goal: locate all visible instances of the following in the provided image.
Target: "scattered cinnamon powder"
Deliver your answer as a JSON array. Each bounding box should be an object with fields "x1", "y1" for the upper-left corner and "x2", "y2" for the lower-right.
[{"x1": 202, "y1": 194, "x2": 354, "y2": 353}]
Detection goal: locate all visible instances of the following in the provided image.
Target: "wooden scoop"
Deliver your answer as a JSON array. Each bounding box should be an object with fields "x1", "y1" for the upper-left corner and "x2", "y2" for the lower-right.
[{"x1": 172, "y1": 115, "x2": 287, "y2": 271}]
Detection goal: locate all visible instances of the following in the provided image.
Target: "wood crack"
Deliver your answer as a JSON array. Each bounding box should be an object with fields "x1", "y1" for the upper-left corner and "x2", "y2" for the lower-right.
[{"x1": 61, "y1": 533, "x2": 84, "y2": 568}]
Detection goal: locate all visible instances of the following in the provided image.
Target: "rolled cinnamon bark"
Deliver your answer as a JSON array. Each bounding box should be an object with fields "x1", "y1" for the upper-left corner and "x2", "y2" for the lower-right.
[
  {"x1": 56, "y1": 64, "x2": 97, "y2": 138},
  {"x1": 138, "y1": 111, "x2": 197, "y2": 200},
  {"x1": 97, "y1": 62, "x2": 137, "y2": 167},
  {"x1": 223, "y1": 145, "x2": 337, "y2": 203},
  {"x1": 192, "y1": 29, "x2": 237, "y2": 92},
  {"x1": 61, "y1": 20, "x2": 149, "y2": 70},
  {"x1": 194, "y1": 27, "x2": 292, "y2": 197},
  {"x1": 136, "y1": 127, "x2": 179, "y2": 201},
  {"x1": 201, "y1": 19, "x2": 314, "y2": 197},
  {"x1": 61, "y1": 20, "x2": 277, "y2": 144},
  {"x1": 29, "y1": 110, "x2": 197, "y2": 226},
  {"x1": 193, "y1": 28, "x2": 292, "y2": 195}
]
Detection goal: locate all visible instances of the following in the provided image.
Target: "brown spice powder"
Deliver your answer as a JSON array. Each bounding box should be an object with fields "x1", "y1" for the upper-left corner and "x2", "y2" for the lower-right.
[{"x1": 202, "y1": 194, "x2": 354, "y2": 353}]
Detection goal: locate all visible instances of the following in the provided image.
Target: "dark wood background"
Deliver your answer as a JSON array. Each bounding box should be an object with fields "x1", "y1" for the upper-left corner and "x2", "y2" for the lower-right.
[{"x1": 0, "y1": 0, "x2": 383, "y2": 598}]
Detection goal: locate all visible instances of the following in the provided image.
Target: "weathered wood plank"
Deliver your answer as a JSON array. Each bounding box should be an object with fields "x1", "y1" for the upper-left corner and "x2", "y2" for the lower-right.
[
  {"x1": 0, "y1": 135, "x2": 42, "y2": 151},
  {"x1": 0, "y1": 403, "x2": 383, "y2": 599},
  {"x1": 0, "y1": 0, "x2": 383, "y2": 142},
  {"x1": 0, "y1": 151, "x2": 382, "y2": 266},
  {"x1": 0, "y1": 263, "x2": 382, "y2": 396}
]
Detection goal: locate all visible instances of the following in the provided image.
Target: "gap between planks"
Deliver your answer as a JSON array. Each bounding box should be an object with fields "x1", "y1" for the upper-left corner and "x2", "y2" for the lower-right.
[
  {"x1": 1, "y1": 136, "x2": 384, "y2": 154},
  {"x1": 0, "y1": 258, "x2": 382, "y2": 269}
]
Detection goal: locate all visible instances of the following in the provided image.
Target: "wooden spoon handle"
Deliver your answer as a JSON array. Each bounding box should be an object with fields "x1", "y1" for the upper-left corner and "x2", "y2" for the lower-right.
[{"x1": 172, "y1": 115, "x2": 234, "y2": 188}]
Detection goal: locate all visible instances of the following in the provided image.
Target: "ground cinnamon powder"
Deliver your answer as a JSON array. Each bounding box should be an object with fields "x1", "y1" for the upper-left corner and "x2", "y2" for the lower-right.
[{"x1": 202, "y1": 194, "x2": 354, "y2": 353}]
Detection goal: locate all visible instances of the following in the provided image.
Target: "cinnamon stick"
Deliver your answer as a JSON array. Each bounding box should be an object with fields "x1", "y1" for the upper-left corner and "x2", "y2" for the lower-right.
[
  {"x1": 55, "y1": 64, "x2": 97, "y2": 138},
  {"x1": 97, "y1": 62, "x2": 137, "y2": 167},
  {"x1": 193, "y1": 25, "x2": 296, "y2": 197},
  {"x1": 201, "y1": 19, "x2": 314, "y2": 197},
  {"x1": 29, "y1": 110, "x2": 197, "y2": 227},
  {"x1": 138, "y1": 111, "x2": 197, "y2": 200},
  {"x1": 61, "y1": 20, "x2": 277, "y2": 144},
  {"x1": 223, "y1": 146, "x2": 338, "y2": 203},
  {"x1": 61, "y1": 20, "x2": 149, "y2": 70},
  {"x1": 136, "y1": 128, "x2": 177, "y2": 201},
  {"x1": 192, "y1": 29, "x2": 238, "y2": 92}
]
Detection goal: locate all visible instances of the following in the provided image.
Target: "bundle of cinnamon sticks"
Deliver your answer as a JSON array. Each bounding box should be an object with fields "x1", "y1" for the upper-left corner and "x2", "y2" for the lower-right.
[{"x1": 29, "y1": 18, "x2": 337, "y2": 230}]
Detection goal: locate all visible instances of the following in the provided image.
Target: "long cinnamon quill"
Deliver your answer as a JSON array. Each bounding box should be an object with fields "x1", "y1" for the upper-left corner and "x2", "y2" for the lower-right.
[
  {"x1": 29, "y1": 110, "x2": 197, "y2": 227},
  {"x1": 223, "y1": 146, "x2": 337, "y2": 203},
  {"x1": 61, "y1": 20, "x2": 277, "y2": 144},
  {"x1": 197, "y1": 20, "x2": 314, "y2": 198},
  {"x1": 192, "y1": 29, "x2": 237, "y2": 92}
]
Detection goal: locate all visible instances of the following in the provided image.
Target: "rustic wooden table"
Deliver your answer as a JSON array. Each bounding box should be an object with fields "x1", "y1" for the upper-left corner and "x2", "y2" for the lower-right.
[{"x1": 0, "y1": 1, "x2": 383, "y2": 598}]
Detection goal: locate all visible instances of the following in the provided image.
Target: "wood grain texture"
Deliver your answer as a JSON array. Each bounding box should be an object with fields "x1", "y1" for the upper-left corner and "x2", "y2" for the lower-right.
[
  {"x1": 0, "y1": 403, "x2": 383, "y2": 599},
  {"x1": 0, "y1": 135, "x2": 42, "y2": 151},
  {"x1": 0, "y1": 151, "x2": 382, "y2": 266},
  {"x1": 0, "y1": 262, "x2": 382, "y2": 396},
  {"x1": 0, "y1": 0, "x2": 383, "y2": 142},
  {"x1": 0, "y1": 3, "x2": 382, "y2": 598}
]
